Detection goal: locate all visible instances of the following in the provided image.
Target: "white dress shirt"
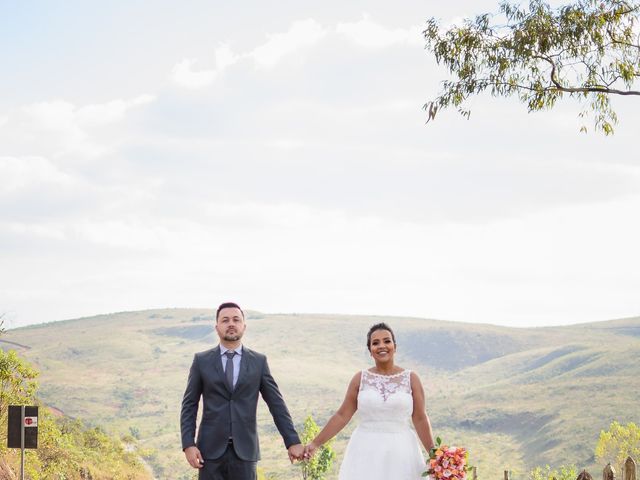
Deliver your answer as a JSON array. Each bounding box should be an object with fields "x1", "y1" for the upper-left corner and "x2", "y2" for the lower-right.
[{"x1": 220, "y1": 344, "x2": 243, "y2": 388}]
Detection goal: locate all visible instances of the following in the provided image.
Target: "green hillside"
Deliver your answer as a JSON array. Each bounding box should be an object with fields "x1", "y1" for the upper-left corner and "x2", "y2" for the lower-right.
[{"x1": 3, "y1": 310, "x2": 639, "y2": 479}]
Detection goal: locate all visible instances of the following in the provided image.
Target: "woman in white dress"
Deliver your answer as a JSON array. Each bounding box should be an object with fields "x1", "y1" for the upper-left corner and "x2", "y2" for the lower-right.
[{"x1": 304, "y1": 323, "x2": 435, "y2": 480}]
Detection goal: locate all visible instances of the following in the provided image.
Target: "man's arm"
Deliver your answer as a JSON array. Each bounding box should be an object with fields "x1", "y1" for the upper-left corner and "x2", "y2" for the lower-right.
[
  {"x1": 259, "y1": 356, "x2": 302, "y2": 454},
  {"x1": 180, "y1": 354, "x2": 203, "y2": 451}
]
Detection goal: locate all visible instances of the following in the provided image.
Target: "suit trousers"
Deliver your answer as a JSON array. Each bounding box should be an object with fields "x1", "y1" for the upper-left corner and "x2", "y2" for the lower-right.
[{"x1": 199, "y1": 441, "x2": 257, "y2": 480}]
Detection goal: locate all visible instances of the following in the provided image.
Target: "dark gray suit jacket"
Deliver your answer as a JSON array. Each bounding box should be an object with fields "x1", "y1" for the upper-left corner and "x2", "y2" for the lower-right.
[{"x1": 180, "y1": 345, "x2": 300, "y2": 461}]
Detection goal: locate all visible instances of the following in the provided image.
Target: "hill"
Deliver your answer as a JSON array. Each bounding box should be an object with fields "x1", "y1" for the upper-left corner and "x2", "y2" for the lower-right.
[{"x1": 3, "y1": 310, "x2": 639, "y2": 479}]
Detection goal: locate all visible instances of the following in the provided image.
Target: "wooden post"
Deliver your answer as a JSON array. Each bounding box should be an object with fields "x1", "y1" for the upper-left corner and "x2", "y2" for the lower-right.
[
  {"x1": 20, "y1": 405, "x2": 25, "y2": 480},
  {"x1": 472, "y1": 466, "x2": 477, "y2": 480},
  {"x1": 504, "y1": 470, "x2": 510, "y2": 480},
  {"x1": 578, "y1": 469, "x2": 594, "y2": 480},
  {"x1": 623, "y1": 457, "x2": 636, "y2": 480},
  {"x1": 604, "y1": 463, "x2": 616, "y2": 480}
]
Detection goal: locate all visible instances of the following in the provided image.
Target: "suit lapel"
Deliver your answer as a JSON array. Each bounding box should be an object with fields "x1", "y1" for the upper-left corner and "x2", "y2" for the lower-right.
[
  {"x1": 210, "y1": 346, "x2": 232, "y2": 395},
  {"x1": 234, "y1": 346, "x2": 251, "y2": 392}
]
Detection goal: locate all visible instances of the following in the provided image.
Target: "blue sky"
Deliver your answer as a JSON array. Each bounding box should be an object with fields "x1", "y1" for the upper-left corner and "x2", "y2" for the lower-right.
[{"x1": 1, "y1": 1, "x2": 639, "y2": 327}]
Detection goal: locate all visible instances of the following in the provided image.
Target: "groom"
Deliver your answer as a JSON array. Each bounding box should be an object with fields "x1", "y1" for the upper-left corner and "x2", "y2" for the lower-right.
[{"x1": 181, "y1": 302, "x2": 304, "y2": 479}]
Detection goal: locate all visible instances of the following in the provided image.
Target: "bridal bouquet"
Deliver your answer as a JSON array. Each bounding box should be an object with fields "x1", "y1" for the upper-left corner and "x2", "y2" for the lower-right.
[{"x1": 422, "y1": 437, "x2": 472, "y2": 480}]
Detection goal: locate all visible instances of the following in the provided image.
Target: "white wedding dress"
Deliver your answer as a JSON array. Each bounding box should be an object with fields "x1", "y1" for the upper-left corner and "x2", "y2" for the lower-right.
[{"x1": 338, "y1": 369, "x2": 427, "y2": 480}]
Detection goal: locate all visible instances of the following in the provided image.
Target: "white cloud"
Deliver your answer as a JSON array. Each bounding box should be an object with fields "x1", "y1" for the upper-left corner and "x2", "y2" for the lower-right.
[
  {"x1": 21, "y1": 96, "x2": 154, "y2": 131},
  {"x1": 171, "y1": 59, "x2": 218, "y2": 88},
  {"x1": 20, "y1": 99, "x2": 105, "y2": 156},
  {"x1": 171, "y1": 44, "x2": 241, "y2": 89},
  {"x1": 170, "y1": 16, "x2": 421, "y2": 85},
  {"x1": 22, "y1": 99, "x2": 80, "y2": 134},
  {"x1": 3, "y1": 95, "x2": 155, "y2": 158},
  {"x1": 75, "y1": 94, "x2": 155, "y2": 126},
  {"x1": 336, "y1": 15, "x2": 423, "y2": 48},
  {"x1": 3, "y1": 222, "x2": 66, "y2": 241},
  {"x1": 251, "y1": 19, "x2": 328, "y2": 68},
  {"x1": 266, "y1": 139, "x2": 305, "y2": 150},
  {"x1": 74, "y1": 220, "x2": 165, "y2": 251},
  {"x1": 215, "y1": 44, "x2": 240, "y2": 71},
  {"x1": 0, "y1": 156, "x2": 78, "y2": 194}
]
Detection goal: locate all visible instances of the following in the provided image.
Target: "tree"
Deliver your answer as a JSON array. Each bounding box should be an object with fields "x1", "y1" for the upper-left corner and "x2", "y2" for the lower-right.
[
  {"x1": 595, "y1": 421, "x2": 640, "y2": 472},
  {"x1": 529, "y1": 464, "x2": 578, "y2": 480},
  {"x1": 0, "y1": 321, "x2": 150, "y2": 479},
  {"x1": 423, "y1": 0, "x2": 640, "y2": 134},
  {"x1": 0, "y1": 349, "x2": 39, "y2": 445},
  {"x1": 297, "y1": 415, "x2": 335, "y2": 480},
  {"x1": 0, "y1": 319, "x2": 37, "y2": 440}
]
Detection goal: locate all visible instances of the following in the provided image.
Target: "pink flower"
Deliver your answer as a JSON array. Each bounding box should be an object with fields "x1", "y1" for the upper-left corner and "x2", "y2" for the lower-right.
[{"x1": 425, "y1": 438, "x2": 473, "y2": 480}]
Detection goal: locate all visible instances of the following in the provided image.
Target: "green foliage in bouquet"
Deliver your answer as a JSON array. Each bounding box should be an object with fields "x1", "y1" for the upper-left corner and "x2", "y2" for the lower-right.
[{"x1": 298, "y1": 415, "x2": 335, "y2": 480}]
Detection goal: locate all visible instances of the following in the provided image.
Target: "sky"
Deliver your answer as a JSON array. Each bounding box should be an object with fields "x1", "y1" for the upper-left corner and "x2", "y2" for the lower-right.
[{"x1": 1, "y1": 1, "x2": 639, "y2": 328}]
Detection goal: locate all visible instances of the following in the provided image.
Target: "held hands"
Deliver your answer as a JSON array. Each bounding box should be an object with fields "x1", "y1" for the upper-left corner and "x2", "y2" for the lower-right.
[
  {"x1": 184, "y1": 446, "x2": 204, "y2": 469},
  {"x1": 289, "y1": 442, "x2": 320, "y2": 463},
  {"x1": 288, "y1": 443, "x2": 305, "y2": 463},
  {"x1": 303, "y1": 441, "x2": 319, "y2": 460}
]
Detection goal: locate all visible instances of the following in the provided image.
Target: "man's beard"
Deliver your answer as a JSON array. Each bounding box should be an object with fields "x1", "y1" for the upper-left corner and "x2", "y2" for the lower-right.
[{"x1": 223, "y1": 332, "x2": 243, "y2": 342}]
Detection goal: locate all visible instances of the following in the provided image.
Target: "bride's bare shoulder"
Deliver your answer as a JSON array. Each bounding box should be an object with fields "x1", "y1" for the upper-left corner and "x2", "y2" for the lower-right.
[{"x1": 349, "y1": 370, "x2": 363, "y2": 387}]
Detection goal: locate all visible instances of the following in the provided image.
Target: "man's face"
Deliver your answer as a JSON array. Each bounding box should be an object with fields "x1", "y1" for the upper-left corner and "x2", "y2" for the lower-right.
[{"x1": 215, "y1": 307, "x2": 246, "y2": 342}]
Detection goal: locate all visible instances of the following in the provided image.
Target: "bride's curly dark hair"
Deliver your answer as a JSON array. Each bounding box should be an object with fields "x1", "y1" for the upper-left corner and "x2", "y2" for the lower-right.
[{"x1": 366, "y1": 323, "x2": 396, "y2": 351}]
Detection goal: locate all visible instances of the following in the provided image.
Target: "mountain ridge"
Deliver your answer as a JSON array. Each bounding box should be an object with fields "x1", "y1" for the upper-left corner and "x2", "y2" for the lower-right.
[{"x1": 3, "y1": 308, "x2": 639, "y2": 479}]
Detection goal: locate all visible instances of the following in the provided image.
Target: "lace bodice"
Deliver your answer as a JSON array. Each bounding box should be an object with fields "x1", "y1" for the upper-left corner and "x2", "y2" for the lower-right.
[
  {"x1": 357, "y1": 369, "x2": 414, "y2": 429},
  {"x1": 360, "y1": 369, "x2": 411, "y2": 400}
]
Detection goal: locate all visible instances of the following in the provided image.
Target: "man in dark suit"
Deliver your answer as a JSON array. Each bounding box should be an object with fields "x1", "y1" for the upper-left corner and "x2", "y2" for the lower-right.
[{"x1": 181, "y1": 302, "x2": 304, "y2": 479}]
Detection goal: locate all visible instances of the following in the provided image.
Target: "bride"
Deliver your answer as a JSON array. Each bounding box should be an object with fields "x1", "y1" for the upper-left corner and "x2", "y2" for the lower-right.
[{"x1": 304, "y1": 322, "x2": 435, "y2": 479}]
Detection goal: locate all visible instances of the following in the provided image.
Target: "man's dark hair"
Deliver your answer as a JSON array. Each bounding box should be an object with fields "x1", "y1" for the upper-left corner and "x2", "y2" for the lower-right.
[
  {"x1": 216, "y1": 302, "x2": 244, "y2": 322},
  {"x1": 366, "y1": 322, "x2": 396, "y2": 351}
]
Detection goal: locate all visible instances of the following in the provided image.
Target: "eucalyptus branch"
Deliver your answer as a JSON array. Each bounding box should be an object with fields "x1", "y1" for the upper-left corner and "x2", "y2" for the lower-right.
[
  {"x1": 606, "y1": 28, "x2": 640, "y2": 50},
  {"x1": 423, "y1": 0, "x2": 640, "y2": 134}
]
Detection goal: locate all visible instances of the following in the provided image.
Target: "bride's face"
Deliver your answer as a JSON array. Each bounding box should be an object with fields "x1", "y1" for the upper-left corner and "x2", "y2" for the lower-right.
[{"x1": 369, "y1": 329, "x2": 396, "y2": 362}]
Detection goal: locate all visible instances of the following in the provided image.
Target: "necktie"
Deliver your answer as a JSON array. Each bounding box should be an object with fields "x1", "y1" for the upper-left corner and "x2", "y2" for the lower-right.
[{"x1": 224, "y1": 350, "x2": 236, "y2": 391}]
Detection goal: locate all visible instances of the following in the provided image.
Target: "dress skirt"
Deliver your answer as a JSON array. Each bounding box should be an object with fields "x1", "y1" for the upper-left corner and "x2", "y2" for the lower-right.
[{"x1": 338, "y1": 423, "x2": 427, "y2": 480}]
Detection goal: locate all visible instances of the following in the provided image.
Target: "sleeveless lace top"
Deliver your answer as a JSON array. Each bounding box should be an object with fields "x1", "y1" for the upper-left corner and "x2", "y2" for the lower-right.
[{"x1": 357, "y1": 369, "x2": 414, "y2": 432}]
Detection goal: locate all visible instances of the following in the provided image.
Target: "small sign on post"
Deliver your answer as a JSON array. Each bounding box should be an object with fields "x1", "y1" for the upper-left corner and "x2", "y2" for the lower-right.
[
  {"x1": 7, "y1": 405, "x2": 38, "y2": 449},
  {"x1": 7, "y1": 405, "x2": 38, "y2": 480}
]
